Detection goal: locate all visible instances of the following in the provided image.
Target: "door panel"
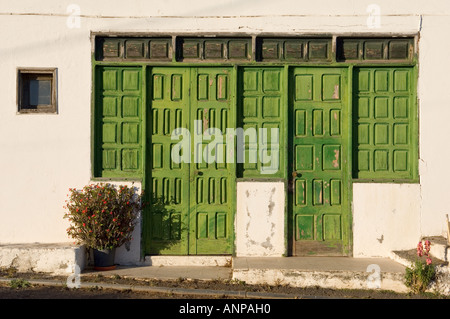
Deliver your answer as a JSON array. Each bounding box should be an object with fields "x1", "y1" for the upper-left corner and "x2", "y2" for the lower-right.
[
  {"x1": 147, "y1": 67, "x2": 190, "y2": 255},
  {"x1": 289, "y1": 67, "x2": 350, "y2": 256}
]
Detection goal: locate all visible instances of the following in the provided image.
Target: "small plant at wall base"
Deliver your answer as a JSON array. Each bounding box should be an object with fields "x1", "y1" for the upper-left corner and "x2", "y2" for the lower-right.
[
  {"x1": 63, "y1": 183, "x2": 143, "y2": 269},
  {"x1": 404, "y1": 240, "x2": 436, "y2": 294}
]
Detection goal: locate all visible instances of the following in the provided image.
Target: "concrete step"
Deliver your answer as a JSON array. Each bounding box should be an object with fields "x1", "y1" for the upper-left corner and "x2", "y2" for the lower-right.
[
  {"x1": 84, "y1": 264, "x2": 232, "y2": 281},
  {"x1": 390, "y1": 249, "x2": 448, "y2": 268},
  {"x1": 390, "y1": 236, "x2": 449, "y2": 268},
  {"x1": 0, "y1": 243, "x2": 85, "y2": 275},
  {"x1": 390, "y1": 244, "x2": 450, "y2": 296},
  {"x1": 144, "y1": 255, "x2": 232, "y2": 267},
  {"x1": 232, "y1": 257, "x2": 408, "y2": 293},
  {"x1": 422, "y1": 236, "x2": 449, "y2": 262}
]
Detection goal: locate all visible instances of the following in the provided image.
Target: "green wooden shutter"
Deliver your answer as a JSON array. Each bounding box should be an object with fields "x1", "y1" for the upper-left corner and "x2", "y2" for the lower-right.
[
  {"x1": 94, "y1": 66, "x2": 143, "y2": 178},
  {"x1": 238, "y1": 67, "x2": 285, "y2": 178},
  {"x1": 353, "y1": 67, "x2": 418, "y2": 181}
]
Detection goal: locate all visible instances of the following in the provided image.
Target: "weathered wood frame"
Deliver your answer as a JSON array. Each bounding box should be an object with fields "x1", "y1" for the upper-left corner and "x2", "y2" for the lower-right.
[{"x1": 17, "y1": 67, "x2": 57, "y2": 114}]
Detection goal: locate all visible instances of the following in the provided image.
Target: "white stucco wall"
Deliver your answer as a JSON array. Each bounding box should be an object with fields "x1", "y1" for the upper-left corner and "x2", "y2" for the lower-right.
[
  {"x1": 352, "y1": 183, "x2": 421, "y2": 258},
  {"x1": 235, "y1": 182, "x2": 285, "y2": 257},
  {"x1": 416, "y1": 14, "x2": 450, "y2": 238},
  {"x1": 0, "y1": 0, "x2": 450, "y2": 260}
]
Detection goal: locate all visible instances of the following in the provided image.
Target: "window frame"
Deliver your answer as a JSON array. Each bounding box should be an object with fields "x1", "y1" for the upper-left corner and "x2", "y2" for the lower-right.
[{"x1": 17, "y1": 68, "x2": 57, "y2": 114}]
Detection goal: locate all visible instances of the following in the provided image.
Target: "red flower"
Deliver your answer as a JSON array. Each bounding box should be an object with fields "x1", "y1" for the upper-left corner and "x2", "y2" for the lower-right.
[
  {"x1": 424, "y1": 240, "x2": 431, "y2": 254},
  {"x1": 417, "y1": 241, "x2": 423, "y2": 257}
]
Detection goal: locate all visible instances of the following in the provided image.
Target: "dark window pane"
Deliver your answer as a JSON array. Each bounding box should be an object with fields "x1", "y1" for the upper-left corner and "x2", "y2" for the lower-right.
[{"x1": 28, "y1": 79, "x2": 51, "y2": 106}]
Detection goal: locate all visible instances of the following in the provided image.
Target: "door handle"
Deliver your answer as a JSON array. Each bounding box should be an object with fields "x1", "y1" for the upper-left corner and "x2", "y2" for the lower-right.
[
  {"x1": 194, "y1": 170, "x2": 203, "y2": 176},
  {"x1": 288, "y1": 172, "x2": 302, "y2": 193},
  {"x1": 288, "y1": 172, "x2": 299, "y2": 193}
]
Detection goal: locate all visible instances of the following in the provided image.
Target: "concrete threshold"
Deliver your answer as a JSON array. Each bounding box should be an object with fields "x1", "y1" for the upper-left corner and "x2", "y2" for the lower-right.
[
  {"x1": 144, "y1": 255, "x2": 232, "y2": 267},
  {"x1": 232, "y1": 256, "x2": 406, "y2": 272},
  {"x1": 82, "y1": 264, "x2": 233, "y2": 281}
]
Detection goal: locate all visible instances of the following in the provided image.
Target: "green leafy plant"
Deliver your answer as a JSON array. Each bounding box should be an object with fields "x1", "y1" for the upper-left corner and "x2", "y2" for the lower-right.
[
  {"x1": 405, "y1": 240, "x2": 436, "y2": 294},
  {"x1": 9, "y1": 278, "x2": 31, "y2": 289},
  {"x1": 63, "y1": 183, "x2": 143, "y2": 250}
]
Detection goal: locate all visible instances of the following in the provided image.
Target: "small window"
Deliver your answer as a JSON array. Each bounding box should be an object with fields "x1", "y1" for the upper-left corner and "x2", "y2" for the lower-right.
[{"x1": 17, "y1": 68, "x2": 57, "y2": 113}]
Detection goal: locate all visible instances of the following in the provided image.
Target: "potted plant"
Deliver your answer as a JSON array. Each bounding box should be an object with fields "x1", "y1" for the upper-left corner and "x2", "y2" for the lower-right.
[{"x1": 63, "y1": 183, "x2": 143, "y2": 270}]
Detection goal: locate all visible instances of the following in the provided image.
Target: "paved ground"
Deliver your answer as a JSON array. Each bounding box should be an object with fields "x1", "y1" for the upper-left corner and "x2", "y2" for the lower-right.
[
  {"x1": 0, "y1": 264, "x2": 447, "y2": 318},
  {"x1": 0, "y1": 255, "x2": 447, "y2": 315},
  {"x1": 0, "y1": 267, "x2": 445, "y2": 300}
]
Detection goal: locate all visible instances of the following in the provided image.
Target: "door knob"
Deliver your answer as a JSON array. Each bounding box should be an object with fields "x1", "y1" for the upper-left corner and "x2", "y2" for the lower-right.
[{"x1": 292, "y1": 171, "x2": 301, "y2": 178}]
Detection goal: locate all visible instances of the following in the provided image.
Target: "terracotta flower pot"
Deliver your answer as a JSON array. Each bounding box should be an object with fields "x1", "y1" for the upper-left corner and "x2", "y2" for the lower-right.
[{"x1": 93, "y1": 248, "x2": 116, "y2": 271}]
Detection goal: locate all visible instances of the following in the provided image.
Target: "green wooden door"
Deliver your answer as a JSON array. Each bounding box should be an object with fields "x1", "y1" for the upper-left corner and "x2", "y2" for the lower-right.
[
  {"x1": 289, "y1": 67, "x2": 351, "y2": 256},
  {"x1": 145, "y1": 67, "x2": 235, "y2": 255}
]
